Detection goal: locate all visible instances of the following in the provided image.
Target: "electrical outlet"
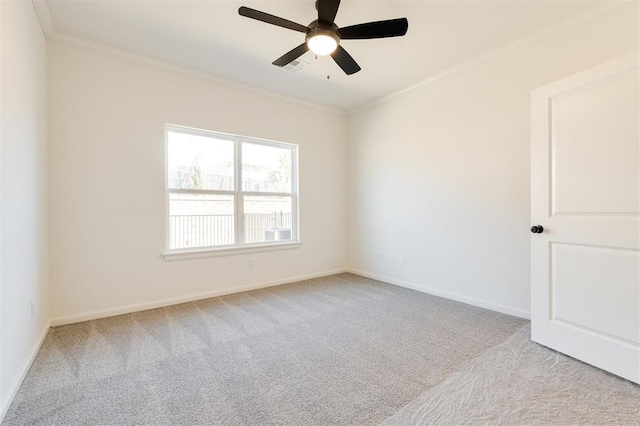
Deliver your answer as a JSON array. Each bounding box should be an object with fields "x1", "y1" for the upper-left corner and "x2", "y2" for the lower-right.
[
  {"x1": 400, "y1": 256, "x2": 406, "y2": 266},
  {"x1": 30, "y1": 300, "x2": 36, "y2": 318},
  {"x1": 378, "y1": 252, "x2": 384, "y2": 262},
  {"x1": 247, "y1": 259, "x2": 254, "y2": 269}
]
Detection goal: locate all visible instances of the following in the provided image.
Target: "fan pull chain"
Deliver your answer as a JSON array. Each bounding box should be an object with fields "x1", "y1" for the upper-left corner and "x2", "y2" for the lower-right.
[{"x1": 326, "y1": 52, "x2": 331, "y2": 80}]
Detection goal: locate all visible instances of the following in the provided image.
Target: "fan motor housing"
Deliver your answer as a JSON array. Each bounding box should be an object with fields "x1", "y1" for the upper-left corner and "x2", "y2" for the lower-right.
[{"x1": 305, "y1": 20, "x2": 340, "y2": 46}]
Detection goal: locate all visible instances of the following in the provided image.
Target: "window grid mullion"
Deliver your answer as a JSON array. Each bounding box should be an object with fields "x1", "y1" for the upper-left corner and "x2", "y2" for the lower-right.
[
  {"x1": 240, "y1": 191, "x2": 293, "y2": 197},
  {"x1": 168, "y1": 188, "x2": 235, "y2": 196},
  {"x1": 291, "y1": 147, "x2": 300, "y2": 241},
  {"x1": 236, "y1": 139, "x2": 244, "y2": 246},
  {"x1": 292, "y1": 146, "x2": 299, "y2": 241}
]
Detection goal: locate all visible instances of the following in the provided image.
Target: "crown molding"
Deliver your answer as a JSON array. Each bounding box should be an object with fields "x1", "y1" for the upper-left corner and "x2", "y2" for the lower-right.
[
  {"x1": 31, "y1": 0, "x2": 637, "y2": 119},
  {"x1": 30, "y1": 0, "x2": 347, "y2": 118},
  {"x1": 348, "y1": 1, "x2": 638, "y2": 117},
  {"x1": 31, "y1": 0, "x2": 55, "y2": 41}
]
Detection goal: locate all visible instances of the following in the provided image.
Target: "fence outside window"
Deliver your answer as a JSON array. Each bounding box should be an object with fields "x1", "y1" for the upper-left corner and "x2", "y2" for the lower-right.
[{"x1": 169, "y1": 212, "x2": 292, "y2": 249}]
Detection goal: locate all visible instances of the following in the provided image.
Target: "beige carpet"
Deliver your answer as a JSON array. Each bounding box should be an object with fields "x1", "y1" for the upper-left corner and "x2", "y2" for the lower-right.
[
  {"x1": 382, "y1": 325, "x2": 640, "y2": 425},
  {"x1": 3, "y1": 273, "x2": 637, "y2": 425}
]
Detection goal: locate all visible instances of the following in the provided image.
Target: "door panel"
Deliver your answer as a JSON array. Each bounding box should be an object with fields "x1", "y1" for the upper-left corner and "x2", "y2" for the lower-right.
[
  {"x1": 531, "y1": 52, "x2": 639, "y2": 384},
  {"x1": 552, "y1": 71, "x2": 639, "y2": 214},
  {"x1": 551, "y1": 243, "x2": 639, "y2": 344}
]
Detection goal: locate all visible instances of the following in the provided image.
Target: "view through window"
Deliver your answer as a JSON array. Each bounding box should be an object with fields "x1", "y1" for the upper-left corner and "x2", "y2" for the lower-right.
[{"x1": 166, "y1": 125, "x2": 298, "y2": 251}]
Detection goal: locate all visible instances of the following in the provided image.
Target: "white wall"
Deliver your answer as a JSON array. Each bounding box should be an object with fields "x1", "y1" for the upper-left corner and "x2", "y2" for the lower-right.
[
  {"x1": 48, "y1": 44, "x2": 348, "y2": 322},
  {"x1": 347, "y1": 7, "x2": 639, "y2": 318},
  {"x1": 0, "y1": 0, "x2": 50, "y2": 418}
]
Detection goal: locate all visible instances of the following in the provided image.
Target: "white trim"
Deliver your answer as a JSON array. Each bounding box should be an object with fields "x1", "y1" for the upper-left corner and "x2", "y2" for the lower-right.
[
  {"x1": 163, "y1": 241, "x2": 302, "y2": 261},
  {"x1": 347, "y1": 269, "x2": 531, "y2": 320},
  {"x1": 291, "y1": 145, "x2": 300, "y2": 242},
  {"x1": 348, "y1": 1, "x2": 637, "y2": 116},
  {"x1": 0, "y1": 0, "x2": 4, "y2": 417},
  {"x1": 165, "y1": 123, "x2": 299, "y2": 150},
  {"x1": 237, "y1": 138, "x2": 244, "y2": 246},
  {"x1": 168, "y1": 188, "x2": 235, "y2": 196},
  {"x1": 240, "y1": 191, "x2": 293, "y2": 198},
  {"x1": 0, "y1": 324, "x2": 51, "y2": 424},
  {"x1": 31, "y1": 1, "x2": 634, "y2": 116},
  {"x1": 30, "y1": 0, "x2": 55, "y2": 41},
  {"x1": 50, "y1": 268, "x2": 348, "y2": 327}
]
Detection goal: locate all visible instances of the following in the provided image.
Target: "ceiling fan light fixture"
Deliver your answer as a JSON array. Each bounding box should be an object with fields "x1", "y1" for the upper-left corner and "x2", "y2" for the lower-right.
[
  {"x1": 239, "y1": 2, "x2": 409, "y2": 75},
  {"x1": 306, "y1": 30, "x2": 339, "y2": 56}
]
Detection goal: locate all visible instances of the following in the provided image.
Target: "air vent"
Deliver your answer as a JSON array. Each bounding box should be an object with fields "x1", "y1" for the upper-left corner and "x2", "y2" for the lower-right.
[{"x1": 281, "y1": 59, "x2": 308, "y2": 74}]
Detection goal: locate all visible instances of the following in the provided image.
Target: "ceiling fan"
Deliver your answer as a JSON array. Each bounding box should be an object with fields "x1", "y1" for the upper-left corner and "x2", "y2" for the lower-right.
[{"x1": 238, "y1": 0, "x2": 408, "y2": 75}]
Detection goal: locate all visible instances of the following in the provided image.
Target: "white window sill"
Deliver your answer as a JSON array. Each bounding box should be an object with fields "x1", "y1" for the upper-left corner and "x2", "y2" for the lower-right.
[{"x1": 162, "y1": 242, "x2": 301, "y2": 261}]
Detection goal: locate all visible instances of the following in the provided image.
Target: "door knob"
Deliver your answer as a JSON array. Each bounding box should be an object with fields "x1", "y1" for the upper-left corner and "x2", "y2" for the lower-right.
[{"x1": 531, "y1": 225, "x2": 544, "y2": 234}]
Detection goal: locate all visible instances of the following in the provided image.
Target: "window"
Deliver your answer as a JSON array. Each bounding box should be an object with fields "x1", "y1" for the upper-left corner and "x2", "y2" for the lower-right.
[{"x1": 165, "y1": 125, "x2": 298, "y2": 253}]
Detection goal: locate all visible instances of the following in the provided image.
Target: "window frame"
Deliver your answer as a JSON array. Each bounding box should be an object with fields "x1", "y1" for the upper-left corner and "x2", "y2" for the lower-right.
[{"x1": 163, "y1": 124, "x2": 299, "y2": 258}]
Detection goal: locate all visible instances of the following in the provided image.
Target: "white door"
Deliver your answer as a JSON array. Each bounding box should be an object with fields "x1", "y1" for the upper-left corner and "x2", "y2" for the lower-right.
[{"x1": 531, "y1": 52, "x2": 639, "y2": 384}]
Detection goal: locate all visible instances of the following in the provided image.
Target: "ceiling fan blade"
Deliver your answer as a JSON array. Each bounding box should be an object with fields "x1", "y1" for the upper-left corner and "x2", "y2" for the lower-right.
[
  {"x1": 339, "y1": 18, "x2": 408, "y2": 39},
  {"x1": 317, "y1": 0, "x2": 340, "y2": 24},
  {"x1": 330, "y1": 45, "x2": 361, "y2": 75},
  {"x1": 239, "y1": 6, "x2": 309, "y2": 33},
  {"x1": 272, "y1": 43, "x2": 310, "y2": 67}
]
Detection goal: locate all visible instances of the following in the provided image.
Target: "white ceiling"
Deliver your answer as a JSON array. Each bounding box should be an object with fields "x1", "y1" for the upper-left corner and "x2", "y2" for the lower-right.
[{"x1": 46, "y1": 0, "x2": 604, "y2": 111}]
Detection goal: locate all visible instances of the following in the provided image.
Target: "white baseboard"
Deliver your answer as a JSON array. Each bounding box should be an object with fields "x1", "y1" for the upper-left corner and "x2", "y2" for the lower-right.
[
  {"x1": 347, "y1": 268, "x2": 531, "y2": 320},
  {"x1": 50, "y1": 268, "x2": 348, "y2": 327},
  {"x1": 0, "y1": 323, "x2": 51, "y2": 424}
]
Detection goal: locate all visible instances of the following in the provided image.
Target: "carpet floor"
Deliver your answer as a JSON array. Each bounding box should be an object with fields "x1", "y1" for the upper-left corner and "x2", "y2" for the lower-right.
[
  {"x1": 383, "y1": 325, "x2": 640, "y2": 425},
  {"x1": 3, "y1": 273, "x2": 638, "y2": 425}
]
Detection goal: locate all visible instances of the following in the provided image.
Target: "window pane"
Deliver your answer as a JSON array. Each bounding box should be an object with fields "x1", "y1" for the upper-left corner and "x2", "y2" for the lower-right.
[
  {"x1": 167, "y1": 130, "x2": 234, "y2": 190},
  {"x1": 242, "y1": 143, "x2": 292, "y2": 193},
  {"x1": 244, "y1": 196, "x2": 293, "y2": 244},
  {"x1": 169, "y1": 193, "x2": 234, "y2": 249}
]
